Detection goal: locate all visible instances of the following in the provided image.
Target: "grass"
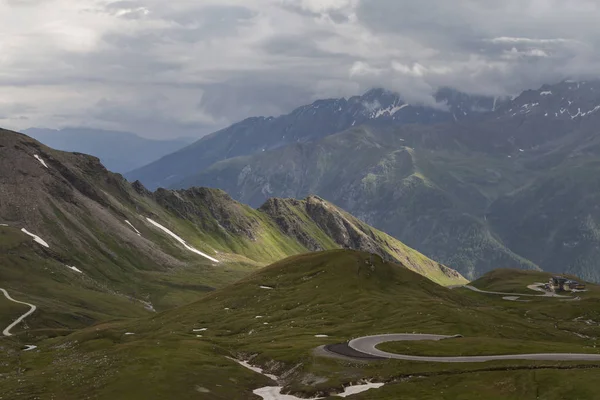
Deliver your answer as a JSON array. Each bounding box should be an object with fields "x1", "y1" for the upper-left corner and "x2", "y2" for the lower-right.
[
  {"x1": 1, "y1": 128, "x2": 469, "y2": 347},
  {"x1": 4, "y1": 251, "x2": 599, "y2": 399},
  {"x1": 348, "y1": 369, "x2": 600, "y2": 399},
  {"x1": 470, "y1": 268, "x2": 588, "y2": 293},
  {"x1": 377, "y1": 336, "x2": 600, "y2": 357}
]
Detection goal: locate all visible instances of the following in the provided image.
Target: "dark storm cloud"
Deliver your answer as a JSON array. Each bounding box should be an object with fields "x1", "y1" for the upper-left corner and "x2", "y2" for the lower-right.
[{"x1": 2, "y1": 0, "x2": 600, "y2": 138}]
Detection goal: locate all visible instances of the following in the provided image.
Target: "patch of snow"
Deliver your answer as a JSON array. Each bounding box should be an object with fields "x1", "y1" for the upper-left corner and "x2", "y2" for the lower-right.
[
  {"x1": 315, "y1": 335, "x2": 329, "y2": 338},
  {"x1": 540, "y1": 91, "x2": 552, "y2": 96},
  {"x1": 33, "y1": 155, "x2": 48, "y2": 168},
  {"x1": 255, "y1": 316, "x2": 264, "y2": 319},
  {"x1": 260, "y1": 286, "x2": 274, "y2": 290},
  {"x1": 65, "y1": 265, "x2": 83, "y2": 274},
  {"x1": 21, "y1": 228, "x2": 49, "y2": 248},
  {"x1": 228, "y1": 357, "x2": 384, "y2": 399},
  {"x1": 145, "y1": 218, "x2": 219, "y2": 263},
  {"x1": 337, "y1": 383, "x2": 385, "y2": 397},
  {"x1": 0, "y1": 224, "x2": 8, "y2": 227},
  {"x1": 196, "y1": 335, "x2": 203, "y2": 338},
  {"x1": 124, "y1": 332, "x2": 135, "y2": 335},
  {"x1": 141, "y1": 300, "x2": 156, "y2": 312},
  {"x1": 193, "y1": 328, "x2": 207, "y2": 332},
  {"x1": 125, "y1": 220, "x2": 141, "y2": 236},
  {"x1": 373, "y1": 103, "x2": 409, "y2": 118},
  {"x1": 581, "y1": 105, "x2": 600, "y2": 117},
  {"x1": 519, "y1": 149, "x2": 525, "y2": 152},
  {"x1": 253, "y1": 387, "x2": 321, "y2": 400},
  {"x1": 23, "y1": 345, "x2": 37, "y2": 352},
  {"x1": 227, "y1": 357, "x2": 278, "y2": 381}
]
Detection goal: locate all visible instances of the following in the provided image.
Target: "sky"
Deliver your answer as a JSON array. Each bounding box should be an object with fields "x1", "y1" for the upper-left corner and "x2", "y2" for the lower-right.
[{"x1": 1, "y1": 0, "x2": 600, "y2": 139}]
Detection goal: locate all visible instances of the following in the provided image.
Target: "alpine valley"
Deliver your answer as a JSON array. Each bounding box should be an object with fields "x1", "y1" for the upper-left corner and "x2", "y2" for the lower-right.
[
  {"x1": 129, "y1": 81, "x2": 600, "y2": 282},
  {"x1": 3, "y1": 83, "x2": 600, "y2": 400}
]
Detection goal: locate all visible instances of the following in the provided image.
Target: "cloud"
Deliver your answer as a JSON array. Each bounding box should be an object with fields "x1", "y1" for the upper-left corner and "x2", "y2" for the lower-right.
[
  {"x1": 1, "y1": 0, "x2": 600, "y2": 138},
  {"x1": 488, "y1": 37, "x2": 573, "y2": 45}
]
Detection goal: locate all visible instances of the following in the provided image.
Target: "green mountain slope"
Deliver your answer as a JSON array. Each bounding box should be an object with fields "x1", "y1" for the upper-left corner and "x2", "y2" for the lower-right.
[
  {"x1": 179, "y1": 126, "x2": 540, "y2": 279},
  {"x1": 0, "y1": 128, "x2": 464, "y2": 334},
  {"x1": 4, "y1": 251, "x2": 600, "y2": 399},
  {"x1": 158, "y1": 82, "x2": 600, "y2": 282},
  {"x1": 489, "y1": 156, "x2": 600, "y2": 282}
]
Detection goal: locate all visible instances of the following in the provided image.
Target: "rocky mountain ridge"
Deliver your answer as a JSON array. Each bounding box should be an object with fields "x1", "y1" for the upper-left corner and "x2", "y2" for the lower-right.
[
  {"x1": 126, "y1": 87, "x2": 501, "y2": 190},
  {"x1": 0, "y1": 127, "x2": 465, "y2": 332},
  {"x1": 146, "y1": 80, "x2": 600, "y2": 281}
]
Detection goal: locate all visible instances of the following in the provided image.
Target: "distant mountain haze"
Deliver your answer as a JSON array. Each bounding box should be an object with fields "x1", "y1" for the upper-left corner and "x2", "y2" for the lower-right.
[
  {"x1": 126, "y1": 87, "x2": 506, "y2": 190},
  {"x1": 127, "y1": 81, "x2": 600, "y2": 281},
  {"x1": 24, "y1": 127, "x2": 194, "y2": 174}
]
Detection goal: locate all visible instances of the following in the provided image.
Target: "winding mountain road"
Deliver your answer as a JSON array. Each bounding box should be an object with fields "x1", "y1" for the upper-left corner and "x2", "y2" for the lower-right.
[
  {"x1": 462, "y1": 284, "x2": 569, "y2": 298},
  {"x1": 330, "y1": 334, "x2": 600, "y2": 363},
  {"x1": 322, "y1": 284, "x2": 596, "y2": 363},
  {"x1": 1, "y1": 288, "x2": 37, "y2": 337}
]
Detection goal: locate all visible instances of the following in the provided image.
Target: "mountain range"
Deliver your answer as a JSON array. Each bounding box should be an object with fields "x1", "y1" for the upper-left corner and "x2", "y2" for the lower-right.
[
  {"x1": 0, "y1": 127, "x2": 464, "y2": 330},
  {"x1": 126, "y1": 88, "x2": 505, "y2": 190},
  {"x1": 3, "y1": 93, "x2": 600, "y2": 400},
  {"x1": 128, "y1": 80, "x2": 600, "y2": 281},
  {"x1": 24, "y1": 127, "x2": 193, "y2": 174}
]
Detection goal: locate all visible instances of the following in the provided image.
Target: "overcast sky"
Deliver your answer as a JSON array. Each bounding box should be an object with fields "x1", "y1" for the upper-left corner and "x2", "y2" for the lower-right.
[{"x1": 2, "y1": 0, "x2": 600, "y2": 139}]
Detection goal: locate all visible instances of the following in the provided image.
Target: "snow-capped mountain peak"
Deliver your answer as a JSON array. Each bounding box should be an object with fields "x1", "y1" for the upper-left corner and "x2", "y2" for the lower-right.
[{"x1": 498, "y1": 80, "x2": 600, "y2": 120}]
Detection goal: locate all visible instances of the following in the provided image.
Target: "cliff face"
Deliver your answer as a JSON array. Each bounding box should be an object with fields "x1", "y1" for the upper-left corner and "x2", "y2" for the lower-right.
[{"x1": 260, "y1": 195, "x2": 467, "y2": 285}]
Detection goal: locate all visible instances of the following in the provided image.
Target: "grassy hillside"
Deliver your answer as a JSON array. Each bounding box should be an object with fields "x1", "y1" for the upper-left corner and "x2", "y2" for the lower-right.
[
  {"x1": 3, "y1": 251, "x2": 600, "y2": 399},
  {"x1": 184, "y1": 126, "x2": 540, "y2": 279},
  {"x1": 259, "y1": 196, "x2": 466, "y2": 286},
  {"x1": 176, "y1": 116, "x2": 600, "y2": 283},
  {"x1": 0, "y1": 127, "x2": 463, "y2": 336}
]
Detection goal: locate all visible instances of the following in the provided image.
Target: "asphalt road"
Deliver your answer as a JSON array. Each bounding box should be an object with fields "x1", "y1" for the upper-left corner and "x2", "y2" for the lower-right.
[
  {"x1": 340, "y1": 334, "x2": 600, "y2": 363},
  {"x1": 321, "y1": 284, "x2": 593, "y2": 363},
  {"x1": 462, "y1": 284, "x2": 568, "y2": 298},
  {"x1": 1, "y1": 288, "x2": 37, "y2": 337}
]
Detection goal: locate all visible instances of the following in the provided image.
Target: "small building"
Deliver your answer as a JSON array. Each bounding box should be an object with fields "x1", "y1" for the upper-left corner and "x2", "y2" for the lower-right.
[
  {"x1": 549, "y1": 276, "x2": 568, "y2": 292},
  {"x1": 549, "y1": 276, "x2": 586, "y2": 292},
  {"x1": 566, "y1": 280, "x2": 586, "y2": 291}
]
